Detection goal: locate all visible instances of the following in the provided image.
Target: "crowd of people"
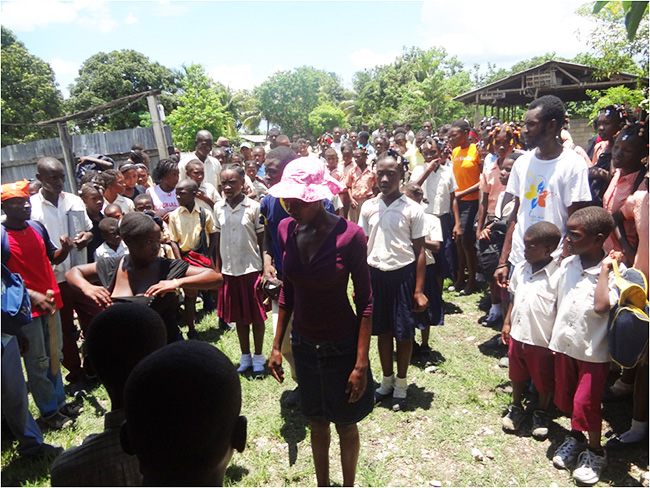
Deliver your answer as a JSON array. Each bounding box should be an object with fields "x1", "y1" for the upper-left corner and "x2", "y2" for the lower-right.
[{"x1": 1, "y1": 93, "x2": 648, "y2": 486}]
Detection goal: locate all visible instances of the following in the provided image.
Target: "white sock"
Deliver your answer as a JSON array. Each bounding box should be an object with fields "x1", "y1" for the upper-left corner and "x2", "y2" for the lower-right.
[
  {"x1": 620, "y1": 419, "x2": 649, "y2": 443},
  {"x1": 376, "y1": 374, "x2": 394, "y2": 395},
  {"x1": 394, "y1": 376, "x2": 408, "y2": 398}
]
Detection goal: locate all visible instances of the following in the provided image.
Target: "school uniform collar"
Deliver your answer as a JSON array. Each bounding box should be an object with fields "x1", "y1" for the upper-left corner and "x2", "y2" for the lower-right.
[
  {"x1": 36, "y1": 189, "x2": 64, "y2": 207},
  {"x1": 523, "y1": 258, "x2": 558, "y2": 278},
  {"x1": 177, "y1": 205, "x2": 201, "y2": 215},
  {"x1": 567, "y1": 253, "x2": 605, "y2": 277},
  {"x1": 217, "y1": 195, "x2": 251, "y2": 209},
  {"x1": 378, "y1": 193, "x2": 407, "y2": 209}
]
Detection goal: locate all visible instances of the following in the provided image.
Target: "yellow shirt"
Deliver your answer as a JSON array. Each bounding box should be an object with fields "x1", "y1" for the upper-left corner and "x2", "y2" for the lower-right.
[
  {"x1": 452, "y1": 144, "x2": 481, "y2": 201},
  {"x1": 167, "y1": 205, "x2": 217, "y2": 253}
]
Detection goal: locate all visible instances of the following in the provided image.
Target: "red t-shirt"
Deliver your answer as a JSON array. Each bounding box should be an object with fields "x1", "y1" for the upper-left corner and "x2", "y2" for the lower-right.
[{"x1": 6, "y1": 226, "x2": 63, "y2": 317}]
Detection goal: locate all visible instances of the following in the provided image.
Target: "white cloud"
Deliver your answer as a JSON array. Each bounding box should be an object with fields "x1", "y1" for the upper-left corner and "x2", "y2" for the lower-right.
[
  {"x1": 49, "y1": 58, "x2": 79, "y2": 75},
  {"x1": 209, "y1": 64, "x2": 260, "y2": 91},
  {"x1": 418, "y1": 0, "x2": 593, "y2": 68},
  {"x1": 125, "y1": 13, "x2": 138, "y2": 24},
  {"x1": 1, "y1": 0, "x2": 118, "y2": 33},
  {"x1": 154, "y1": 0, "x2": 189, "y2": 17},
  {"x1": 348, "y1": 48, "x2": 401, "y2": 70}
]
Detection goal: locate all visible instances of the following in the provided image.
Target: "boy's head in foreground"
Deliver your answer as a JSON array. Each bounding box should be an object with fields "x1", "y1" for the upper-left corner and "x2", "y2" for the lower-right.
[
  {"x1": 121, "y1": 341, "x2": 247, "y2": 486},
  {"x1": 523, "y1": 222, "x2": 561, "y2": 269},
  {"x1": 565, "y1": 206, "x2": 615, "y2": 260}
]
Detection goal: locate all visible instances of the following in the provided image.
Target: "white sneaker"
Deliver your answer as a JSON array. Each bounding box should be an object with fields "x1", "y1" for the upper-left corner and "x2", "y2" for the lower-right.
[
  {"x1": 237, "y1": 353, "x2": 252, "y2": 373},
  {"x1": 573, "y1": 449, "x2": 607, "y2": 485},
  {"x1": 552, "y1": 435, "x2": 584, "y2": 469},
  {"x1": 252, "y1": 354, "x2": 265, "y2": 374}
]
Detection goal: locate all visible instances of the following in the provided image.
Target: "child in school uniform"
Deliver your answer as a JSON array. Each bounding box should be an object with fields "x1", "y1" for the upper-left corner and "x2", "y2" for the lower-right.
[
  {"x1": 167, "y1": 179, "x2": 217, "y2": 340},
  {"x1": 214, "y1": 164, "x2": 267, "y2": 374},
  {"x1": 549, "y1": 207, "x2": 619, "y2": 485},
  {"x1": 93, "y1": 217, "x2": 128, "y2": 261},
  {"x1": 500, "y1": 221, "x2": 562, "y2": 439},
  {"x1": 404, "y1": 182, "x2": 444, "y2": 362},
  {"x1": 184, "y1": 159, "x2": 221, "y2": 213},
  {"x1": 346, "y1": 147, "x2": 377, "y2": 225},
  {"x1": 245, "y1": 160, "x2": 268, "y2": 202},
  {"x1": 359, "y1": 150, "x2": 428, "y2": 411},
  {"x1": 410, "y1": 137, "x2": 460, "y2": 293}
]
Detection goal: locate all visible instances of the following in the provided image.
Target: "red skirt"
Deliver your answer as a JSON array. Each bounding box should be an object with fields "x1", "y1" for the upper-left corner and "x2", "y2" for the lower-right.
[{"x1": 218, "y1": 272, "x2": 268, "y2": 324}]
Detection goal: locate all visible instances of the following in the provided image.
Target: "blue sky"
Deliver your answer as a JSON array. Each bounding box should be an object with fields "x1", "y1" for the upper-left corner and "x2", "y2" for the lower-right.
[{"x1": 2, "y1": 0, "x2": 595, "y2": 98}]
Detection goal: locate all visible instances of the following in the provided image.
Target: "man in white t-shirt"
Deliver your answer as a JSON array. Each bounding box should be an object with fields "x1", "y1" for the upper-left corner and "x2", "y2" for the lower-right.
[
  {"x1": 178, "y1": 130, "x2": 222, "y2": 191},
  {"x1": 495, "y1": 95, "x2": 591, "y2": 286}
]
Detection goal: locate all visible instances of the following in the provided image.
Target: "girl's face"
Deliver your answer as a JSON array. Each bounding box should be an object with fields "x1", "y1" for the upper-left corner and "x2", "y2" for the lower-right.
[
  {"x1": 494, "y1": 132, "x2": 514, "y2": 159},
  {"x1": 82, "y1": 188, "x2": 104, "y2": 214},
  {"x1": 221, "y1": 169, "x2": 243, "y2": 200},
  {"x1": 283, "y1": 199, "x2": 321, "y2": 226},
  {"x1": 187, "y1": 165, "x2": 205, "y2": 186},
  {"x1": 422, "y1": 146, "x2": 440, "y2": 166},
  {"x1": 245, "y1": 164, "x2": 258, "y2": 181},
  {"x1": 447, "y1": 127, "x2": 467, "y2": 148},
  {"x1": 342, "y1": 147, "x2": 353, "y2": 163},
  {"x1": 126, "y1": 226, "x2": 161, "y2": 264},
  {"x1": 596, "y1": 113, "x2": 620, "y2": 142},
  {"x1": 612, "y1": 134, "x2": 644, "y2": 170},
  {"x1": 110, "y1": 173, "x2": 126, "y2": 194},
  {"x1": 136, "y1": 168, "x2": 149, "y2": 187},
  {"x1": 499, "y1": 158, "x2": 514, "y2": 186},
  {"x1": 325, "y1": 153, "x2": 339, "y2": 171},
  {"x1": 376, "y1": 157, "x2": 402, "y2": 196},
  {"x1": 161, "y1": 168, "x2": 180, "y2": 191},
  {"x1": 122, "y1": 169, "x2": 138, "y2": 190},
  {"x1": 353, "y1": 149, "x2": 366, "y2": 166}
]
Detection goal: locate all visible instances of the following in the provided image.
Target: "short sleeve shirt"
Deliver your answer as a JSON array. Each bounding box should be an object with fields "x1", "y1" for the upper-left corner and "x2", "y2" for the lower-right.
[
  {"x1": 167, "y1": 205, "x2": 217, "y2": 253},
  {"x1": 479, "y1": 163, "x2": 506, "y2": 215},
  {"x1": 179, "y1": 152, "x2": 223, "y2": 189},
  {"x1": 410, "y1": 164, "x2": 457, "y2": 216},
  {"x1": 147, "y1": 185, "x2": 178, "y2": 215},
  {"x1": 215, "y1": 196, "x2": 264, "y2": 276},
  {"x1": 359, "y1": 194, "x2": 426, "y2": 271},
  {"x1": 103, "y1": 194, "x2": 134, "y2": 214},
  {"x1": 451, "y1": 144, "x2": 481, "y2": 201},
  {"x1": 424, "y1": 213, "x2": 443, "y2": 265}
]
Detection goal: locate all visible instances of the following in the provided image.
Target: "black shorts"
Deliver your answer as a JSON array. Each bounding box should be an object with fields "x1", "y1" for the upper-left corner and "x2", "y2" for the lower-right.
[{"x1": 457, "y1": 199, "x2": 479, "y2": 236}]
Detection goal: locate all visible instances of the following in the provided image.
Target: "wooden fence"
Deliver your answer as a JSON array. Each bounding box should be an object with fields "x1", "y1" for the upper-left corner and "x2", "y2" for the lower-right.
[{"x1": 1, "y1": 125, "x2": 173, "y2": 193}]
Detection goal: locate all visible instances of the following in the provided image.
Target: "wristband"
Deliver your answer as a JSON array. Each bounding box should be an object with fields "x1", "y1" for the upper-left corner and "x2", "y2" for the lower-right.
[
  {"x1": 496, "y1": 264, "x2": 509, "y2": 270},
  {"x1": 173, "y1": 278, "x2": 180, "y2": 290}
]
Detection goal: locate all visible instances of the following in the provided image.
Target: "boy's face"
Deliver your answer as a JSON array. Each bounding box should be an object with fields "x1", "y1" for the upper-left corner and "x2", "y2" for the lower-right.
[
  {"x1": 565, "y1": 220, "x2": 601, "y2": 257},
  {"x1": 245, "y1": 164, "x2": 258, "y2": 181},
  {"x1": 187, "y1": 165, "x2": 204, "y2": 185},
  {"x1": 2, "y1": 197, "x2": 31, "y2": 222},
  {"x1": 353, "y1": 149, "x2": 366, "y2": 166},
  {"x1": 102, "y1": 225, "x2": 121, "y2": 247},
  {"x1": 499, "y1": 158, "x2": 514, "y2": 186},
  {"x1": 175, "y1": 184, "x2": 196, "y2": 207},
  {"x1": 221, "y1": 170, "x2": 243, "y2": 200},
  {"x1": 325, "y1": 153, "x2": 338, "y2": 171},
  {"x1": 135, "y1": 198, "x2": 154, "y2": 213},
  {"x1": 104, "y1": 208, "x2": 123, "y2": 220},
  {"x1": 341, "y1": 147, "x2": 353, "y2": 163},
  {"x1": 349, "y1": 132, "x2": 358, "y2": 145},
  {"x1": 376, "y1": 158, "x2": 402, "y2": 196},
  {"x1": 38, "y1": 165, "x2": 66, "y2": 195},
  {"x1": 253, "y1": 148, "x2": 265, "y2": 165},
  {"x1": 82, "y1": 188, "x2": 104, "y2": 214},
  {"x1": 264, "y1": 159, "x2": 282, "y2": 187},
  {"x1": 523, "y1": 235, "x2": 552, "y2": 266},
  {"x1": 422, "y1": 146, "x2": 440, "y2": 165},
  {"x1": 332, "y1": 128, "x2": 341, "y2": 143}
]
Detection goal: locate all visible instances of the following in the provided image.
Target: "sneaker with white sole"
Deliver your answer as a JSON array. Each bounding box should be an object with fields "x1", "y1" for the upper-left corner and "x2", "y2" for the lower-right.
[
  {"x1": 553, "y1": 435, "x2": 585, "y2": 469},
  {"x1": 531, "y1": 410, "x2": 549, "y2": 440},
  {"x1": 502, "y1": 404, "x2": 525, "y2": 432},
  {"x1": 252, "y1": 354, "x2": 266, "y2": 374},
  {"x1": 237, "y1": 353, "x2": 252, "y2": 373},
  {"x1": 573, "y1": 449, "x2": 607, "y2": 485}
]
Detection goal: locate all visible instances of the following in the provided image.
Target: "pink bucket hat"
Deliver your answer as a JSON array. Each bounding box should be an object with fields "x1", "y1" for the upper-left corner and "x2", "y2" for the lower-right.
[{"x1": 267, "y1": 157, "x2": 345, "y2": 202}]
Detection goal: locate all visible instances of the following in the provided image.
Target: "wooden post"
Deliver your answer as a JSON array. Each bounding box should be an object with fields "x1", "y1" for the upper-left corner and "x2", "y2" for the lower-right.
[
  {"x1": 474, "y1": 94, "x2": 480, "y2": 128},
  {"x1": 147, "y1": 95, "x2": 168, "y2": 166},
  {"x1": 57, "y1": 122, "x2": 77, "y2": 194}
]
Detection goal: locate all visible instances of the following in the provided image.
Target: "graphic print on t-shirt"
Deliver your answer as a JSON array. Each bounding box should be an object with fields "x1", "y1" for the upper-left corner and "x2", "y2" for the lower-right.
[{"x1": 523, "y1": 172, "x2": 556, "y2": 218}]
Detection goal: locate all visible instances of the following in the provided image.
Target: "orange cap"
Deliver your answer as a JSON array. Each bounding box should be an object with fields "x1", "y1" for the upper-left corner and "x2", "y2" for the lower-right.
[{"x1": 1, "y1": 180, "x2": 30, "y2": 201}]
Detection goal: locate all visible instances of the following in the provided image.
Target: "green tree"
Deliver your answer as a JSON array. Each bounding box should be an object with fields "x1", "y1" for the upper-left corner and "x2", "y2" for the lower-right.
[
  {"x1": 1, "y1": 26, "x2": 64, "y2": 146},
  {"x1": 308, "y1": 103, "x2": 346, "y2": 137},
  {"x1": 593, "y1": 1, "x2": 649, "y2": 40},
  {"x1": 587, "y1": 85, "x2": 647, "y2": 119},
  {"x1": 254, "y1": 66, "x2": 344, "y2": 137},
  {"x1": 167, "y1": 64, "x2": 235, "y2": 151},
  {"x1": 577, "y1": 2, "x2": 648, "y2": 78},
  {"x1": 66, "y1": 49, "x2": 180, "y2": 133}
]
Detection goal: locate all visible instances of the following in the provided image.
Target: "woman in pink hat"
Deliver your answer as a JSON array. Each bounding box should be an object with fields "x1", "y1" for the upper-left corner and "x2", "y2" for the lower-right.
[{"x1": 268, "y1": 157, "x2": 374, "y2": 487}]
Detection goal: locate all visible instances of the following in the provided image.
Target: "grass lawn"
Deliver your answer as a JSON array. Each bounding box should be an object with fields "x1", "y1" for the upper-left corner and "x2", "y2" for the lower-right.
[{"x1": 2, "y1": 285, "x2": 647, "y2": 487}]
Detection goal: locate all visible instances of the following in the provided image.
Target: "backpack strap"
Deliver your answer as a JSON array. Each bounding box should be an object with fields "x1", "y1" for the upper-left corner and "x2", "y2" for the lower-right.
[{"x1": 1, "y1": 224, "x2": 9, "y2": 266}]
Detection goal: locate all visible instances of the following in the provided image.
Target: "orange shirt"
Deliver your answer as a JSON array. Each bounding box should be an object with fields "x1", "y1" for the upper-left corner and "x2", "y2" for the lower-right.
[{"x1": 452, "y1": 144, "x2": 481, "y2": 201}]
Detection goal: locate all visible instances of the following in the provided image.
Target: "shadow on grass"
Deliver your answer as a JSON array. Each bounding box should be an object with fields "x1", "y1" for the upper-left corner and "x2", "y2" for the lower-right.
[
  {"x1": 374, "y1": 385, "x2": 434, "y2": 412},
  {"x1": 279, "y1": 390, "x2": 308, "y2": 466},
  {"x1": 411, "y1": 349, "x2": 446, "y2": 369},
  {"x1": 225, "y1": 463, "x2": 249, "y2": 484},
  {"x1": 199, "y1": 323, "x2": 231, "y2": 343},
  {"x1": 83, "y1": 393, "x2": 108, "y2": 418},
  {"x1": 0, "y1": 450, "x2": 54, "y2": 486},
  {"x1": 477, "y1": 334, "x2": 507, "y2": 358},
  {"x1": 443, "y1": 301, "x2": 463, "y2": 315}
]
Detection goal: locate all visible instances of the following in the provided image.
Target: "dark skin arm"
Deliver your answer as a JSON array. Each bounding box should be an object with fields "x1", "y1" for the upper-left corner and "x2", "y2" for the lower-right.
[
  {"x1": 262, "y1": 224, "x2": 277, "y2": 282},
  {"x1": 612, "y1": 210, "x2": 635, "y2": 266},
  {"x1": 51, "y1": 236, "x2": 74, "y2": 265},
  {"x1": 476, "y1": 192, "x2": 490, "y2": 242},
  {"x1": 412, "y1": 236, "x2": 428, "y2": 311},
  {"x1": 144, "y1": 265, "x2": 222, "y2": 297},
  {"x1": 424, "y1": 239, "x2": 441, "y2": 254},
  {"x1": 195, "y1": 191, "x2": 215, "y2": 208},
  {"x1": 345, "y1": 315, "x2": 371, "y2": 403},
  {"x1": 594, "y1": 255, "x2": 616, "y2": 315},
  {"x1": 27, "y1": 288, "x2": 56, "y2": 316},
  {"x1": 494, "y1": 195, "x2": 519, "y2": 287},
  {"x1": 170, "y1": 241, "x2": 182, "y2": 260},
  {"x1": 77, "y1": 156, "x2": 113, "y2": 170},
  {"x1": 501, "y1": 302, "x2": 514, "y2": 345},
  {"x1": 451, "y1": 193, "x2": 461, "y2": 240},
  {"x1": 65, "y1": 263, "x2": 112, "y2": 308},
  {"x1": 208, "y1": 231, "x2": 217, "y2": 268},
  {"x1": 269, "y1": 305, "x2": 292, "y2": 383}
]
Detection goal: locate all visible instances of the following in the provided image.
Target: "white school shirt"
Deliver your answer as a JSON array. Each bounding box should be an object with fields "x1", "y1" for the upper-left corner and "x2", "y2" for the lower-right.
[
  {"x1": 410, "y1": 164, "x2": 457, "y2": 216},
  {"x1": 548, "y1": 255, "x2": 619, "y2": 363},
  {"x1": 359, "y1": 194, "x2": 426, "y2": 271},
  {"x1": 103, "y1": 193, "x2": 134, "y2": 214},
  {"x1": 505, "y1": 148, "x2": 591, "y2": 266},
  {"x1": 214, "y1": 196, "x2": 264, "y2": 276},
  {"x1": 178, "y1": 152, "x2": 223, "y2": 189},
  {"x1": 94, "y1": 241, "x2": 129, "y2": 261},
  {"x1": 29, "y1": 190, "x2": 93, "y2": 283},
  {"x1": 196, "y1": 182, "x2": 221, "y2": 215},
  {"x1": 423, "y1": 213, "x2": 443, "y2": 266},
  {"x1": 147, "y1": 185, "x2": 178, "y2": 214},
  {"x1": 508, "y1": 259, "x2": 560, "y2": 348}
]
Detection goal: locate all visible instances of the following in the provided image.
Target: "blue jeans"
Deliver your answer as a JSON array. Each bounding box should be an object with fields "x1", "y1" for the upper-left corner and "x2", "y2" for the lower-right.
[
  {"x1": 2, "y1": 336, "x2": 44, "y2": 453},
  {"x1": 21, "y1": 313, "x2": 66, "y2": 416}
]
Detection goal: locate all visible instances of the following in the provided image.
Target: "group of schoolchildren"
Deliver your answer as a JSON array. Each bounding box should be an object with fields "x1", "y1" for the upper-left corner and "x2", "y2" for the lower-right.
[{"x1": 1, "y1": 93, "x2": 648, "y2": 486}]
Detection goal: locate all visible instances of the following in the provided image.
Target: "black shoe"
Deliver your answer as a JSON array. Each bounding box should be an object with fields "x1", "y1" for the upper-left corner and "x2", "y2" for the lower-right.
[
  {"x1": 478, "y1": 314, "x2": 489, "y2": 324},
  {"x1": 485, "y1": 317, "x2": 503, "y2": 329},
  {"x1": 21, "y1": 443, "x2": 64, "y2": 458},
  {"x1": 70, "y1": 380, "x2": 88, "y2": 399},
  {"x1": 59, "y1": 402, "x2": 83, "y2": 418}
]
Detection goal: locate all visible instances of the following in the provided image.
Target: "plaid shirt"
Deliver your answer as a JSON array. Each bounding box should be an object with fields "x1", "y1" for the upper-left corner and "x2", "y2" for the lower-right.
[{"x1": 50, "y1": 409, "x2": 142, "y2": 486}]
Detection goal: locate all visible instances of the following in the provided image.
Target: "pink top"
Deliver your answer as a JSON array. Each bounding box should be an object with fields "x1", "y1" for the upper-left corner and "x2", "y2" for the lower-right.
[
  {"x1": 603, "y1": 169, "x2": 642, "y2": 252},
  {"x1": 621, "y1": 189, "x2": 649, "y2": 281},
  {"x1": 479, "y1": 163, "x2": 506, "y2": 215},
  {"x1": 346, "y1": 165, "x2": 377, "y2": 201}
]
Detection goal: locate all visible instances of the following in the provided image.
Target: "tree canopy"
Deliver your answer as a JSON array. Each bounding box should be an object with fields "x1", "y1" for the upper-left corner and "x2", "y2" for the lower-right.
[
  {"x1": 1, "y1": 26, "x2": 63, "y2": 146},
  {"x1": 66, "y1": 49, "x2": 180, "y2": 133},
  {"x1": 167, "y1": 64, "x2": 235, "y2": 151}
]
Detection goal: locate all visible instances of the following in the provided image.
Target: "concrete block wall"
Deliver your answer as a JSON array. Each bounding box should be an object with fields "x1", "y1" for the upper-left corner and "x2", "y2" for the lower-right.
[{"x1": 568, "y1": 118, "x2": 596, "y2": 150}]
